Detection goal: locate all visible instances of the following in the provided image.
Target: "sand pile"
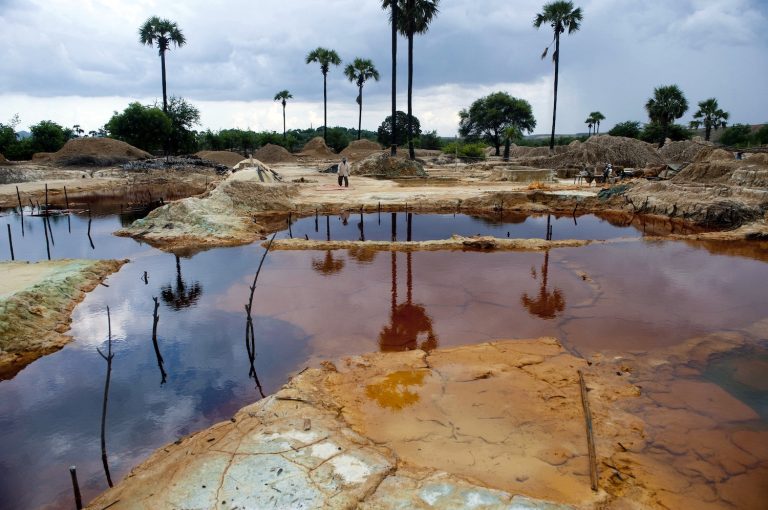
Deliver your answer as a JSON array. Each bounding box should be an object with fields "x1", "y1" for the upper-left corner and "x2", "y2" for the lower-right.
[
  {"x1": 674, "y1": 155, "x2": 768, "y2": 188},
  {"x1": 352, "y1": 152, "x2": 428, "y2": 178},
  {"x1": 507, "y1": 145, "x2": 551, "y2": 158},
  {"x1": 252, "y1": 144, "x2": 296, "y2": 164},
  {"x1": 299, "y1": 137, "x2": 336, "y2": 158},
  {"x1": 0, "y1": 153, "x2": 8, "y2": 164},
  {"x1": 340, "y1": 139, "x2": 382, "y2": 161},
  {"x1": 694, "y1": 148, "x2": 733, "y2": 162},
  {"x1": 195, "y1": 150, "x2": 244, "y2": 167},
  {"x1": 516, "y1": 136, "x2": 663, "y2": 169},
  {"x1": 44, "y1": 138, "x2": 151, "y2": 166},
  {"x1": 658, "y1": 140, "x2": 713, "y2": 164}
]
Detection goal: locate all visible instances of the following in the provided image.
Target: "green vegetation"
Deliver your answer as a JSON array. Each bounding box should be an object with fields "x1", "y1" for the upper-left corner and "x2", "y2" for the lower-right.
[
  {"x1": 458, "y1": 92, "x2": 536, "y2": 156},
  {"x1": 645, "y1": 84, "x2": 689, "y2": 147},
  {"x1": 0, "y1": 116, "x2": 73, "y2": 160},
  {"x1": 690, "y1": 98, "x2": 729, "y2": 142},
  {"x1": 608, "y1": 121, "x2": 641, "y2": 138},
  {"x1": 754, "y1": 125, "x2": 768, "y2": 145},
  {"x1": 305, "y1": 47, "x2": 342, "y2": 142},
  {"x1": 640, "y1": 122, "x2": 691, "y2": 143},
  {"x1": 383, "y1": 0, "x2": 440, "y2": 159},
  {"x1": 378, "y1": 111, "x2": 421, "y2": 148},
  {"x1": 442, "y1": 141, "x2": 487, "y2": 160},
  {"x1": 106, "y1": 102, "x2": 171, "y2": 153},
  {"x1": 534, "y1": 0, "x2": 583, "y2": 152},
  {"x1": 585, "y1": 111, "x2": 605, "y2": 135},
  {"x1": 417, "y1": 130, "x2": 443, "y2": 150},
  {"x1": 720, "y1": 124, "x2": 754, "y2": 147},
  {"x1": 344, "y1": 58, "x2": 380, "y2": 140},
  {"x1": 273, "y1": 90, "x2": 293, "y2": 141},
  {"x1": 139, "y1": 17, "x2": 186, "y2": 113}
]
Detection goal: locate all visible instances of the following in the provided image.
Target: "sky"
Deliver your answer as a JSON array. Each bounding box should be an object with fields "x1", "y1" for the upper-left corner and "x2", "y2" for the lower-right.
[{"x1": 0, "y1": 0, "x2": 766, "y2": 136}]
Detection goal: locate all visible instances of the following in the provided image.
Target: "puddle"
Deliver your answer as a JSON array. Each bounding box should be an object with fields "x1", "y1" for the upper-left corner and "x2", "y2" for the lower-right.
[
  {"x1": 704, "y1": 347, "x2": 768, "y2": 422},
  {"x1": 0, "y1": 207, "x2": 766, "y2": 508}
]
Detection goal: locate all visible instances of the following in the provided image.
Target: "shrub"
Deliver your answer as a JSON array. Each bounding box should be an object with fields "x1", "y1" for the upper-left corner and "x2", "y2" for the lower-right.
[
  {"x1": 608, "y1": 121, "x2": 641, "y2": 139},
  {"x1": 720, "y1": 124, "x2": 753, "y2": 147},
  {"x1": 442, "y1": 141, "x2": 486, "y2": 160}
]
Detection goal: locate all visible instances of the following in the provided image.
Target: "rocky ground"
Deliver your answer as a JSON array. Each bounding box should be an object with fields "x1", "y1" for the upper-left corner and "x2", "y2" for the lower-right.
[{"x1": 0, "y1": 259, "x2": 127, "y2": 379}]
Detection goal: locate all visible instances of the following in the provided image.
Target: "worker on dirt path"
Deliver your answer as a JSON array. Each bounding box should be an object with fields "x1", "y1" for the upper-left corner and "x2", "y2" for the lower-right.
[{"x1": 338, "y1": 156, "x2": 350, "y2": 188}]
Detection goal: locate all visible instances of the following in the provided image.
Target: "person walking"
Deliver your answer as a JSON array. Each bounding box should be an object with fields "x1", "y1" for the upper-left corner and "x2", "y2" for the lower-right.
[{"x1": 338, "y1": 156, "x2": 350, "y2": 188}]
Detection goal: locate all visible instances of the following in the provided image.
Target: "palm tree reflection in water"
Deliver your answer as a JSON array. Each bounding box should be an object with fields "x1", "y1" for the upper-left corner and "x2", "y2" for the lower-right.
[
  {"x1": 312, "y1": 251, "x2": 345, "y2": 275},
  {"x1": 160, "y1": 255, "x2": 203, "y2": 310},
  {"x1": 379, "y1": 252, "x2": 438, "y2": 352},
  {"x1": 520, "y1": 250, "x2": 566, "y2": 319}
]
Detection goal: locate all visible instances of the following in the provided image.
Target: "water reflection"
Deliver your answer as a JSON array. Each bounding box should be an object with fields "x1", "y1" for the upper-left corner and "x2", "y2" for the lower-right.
[
  {"x1": 160, "y1": 255, "x2": 203, "y2": 310},
  {"x1": 520, "y1": 250, "x2": 566, "y2": 319},
  {"x1": 312, "y1": 250, "x2": 345, "y2": 275},
  {"x1": 151, "y1": 297, "x2": 168, "y2": 385},
  {"x1": 379, "y1": 252, "x2": 439, "y2": 352},
  {"x1": 365, "y1": 370, "x2": 426, "y2": 410}
]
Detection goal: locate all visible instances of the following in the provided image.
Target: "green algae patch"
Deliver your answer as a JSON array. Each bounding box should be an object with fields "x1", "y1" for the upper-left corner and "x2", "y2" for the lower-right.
[{"x1": 0, "y1": 259, "x2": 127, "y2": 379}]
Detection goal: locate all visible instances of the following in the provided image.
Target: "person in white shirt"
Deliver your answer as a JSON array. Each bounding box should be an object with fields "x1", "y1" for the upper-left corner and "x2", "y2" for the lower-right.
[{"x1": 338, "y1": 157, "x2": 350, "y2": 187}]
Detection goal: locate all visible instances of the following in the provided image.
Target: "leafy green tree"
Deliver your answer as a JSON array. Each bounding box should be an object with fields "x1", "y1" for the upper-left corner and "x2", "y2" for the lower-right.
[
  {"x1": 164, "y1": 96, "x2": 200, "y2": 154},
  {"x1": 690, "y1": 98, "x2": 729, "y2": 142},
  {"x1": 608, "y1": 121, "x2": 641, "y2": 138},
  {"x1": 30, "y1": 121, "x2": 68, "y2": 153},
  {"x1": 0, "y1": 116, "x2": 19, "y2": 156},
  {"x1": 534, "y1": 0, "x2": 583, "y2": 152},
  {"x1": 753, "y1": 125, "x2": 768, "y2": 145},
  {"x1": 139, "y1": 16, "x2": 186, "y2": 113},
  {"x1": 273, "y1": 90, "x2": 293, "y2": 141},
  {"x1": 645, "y1": 85, "x2": 688, "y2": 147},
  {"x1": 105, "y1": 102, "x2": 172, "y2": 152},
  {"x1": 378, "y1": 111, "x2": 421, "y2": 147},
  {"x1": 458, "y1": 92, "x2": 536, "y2": 156},
  {"x1": 344, "y1": 58, "x2": 380, "y2": 140},
  {"x1": 305, "y1": 47, "x2": 342, "y2": 143},
  {"x1": 383, "y1": 0, "x2": 440, "y2": 159},
  {"x1": 640, "y1": 122, "x2": 691, "y2": 144},
  {"x1": 719, "y1": 124, "x2": 753, "y2": 147},
  {"x1": 417, "y1": 130, "x2": 442, "y2": 150}
]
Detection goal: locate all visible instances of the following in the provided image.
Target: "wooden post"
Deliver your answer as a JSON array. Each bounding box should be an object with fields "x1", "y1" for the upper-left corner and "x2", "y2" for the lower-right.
[
  {"x1": 315, "y1": 209, "x2": 319, "y2": 233},
  {"x1": 7, "y1": 224, "x2": 14, "y2": 261},
  {"x1": 288, "y1": 212, "x2": 293, "y2": 239},
  {"x1": 578, "y1": 369, "x2": 599, "y2": 492},
  {"x1": 326, "y1": 215, "x2": 330, "y2": 241},
  {"x1": 359, "y1": 208, "x2": 365, "y2": 242},
  {"x1": 69, "y1": 466, "x2": 83, "y2": 510},
  {"x1": 43, "y1": 213, "x2": 51, "y2": 260},
  {"x1": 64, "y1": 186, "x2": 70, "y2": 210},
  {"x1": 97, "y1": 306, "x2": 115, "y2": 488},
  {"x1": 378, "y1": 201, "x2": 381, "y2": 226},
  {"x1": 391, "y1": 212, "x2": 397, "y2": 242},
  {"x1": 407, "y1": 212, "x2": 412, "y2": 242},
  {"x1": 16, "y1": 185, "x2": 23, "y2": 214}
]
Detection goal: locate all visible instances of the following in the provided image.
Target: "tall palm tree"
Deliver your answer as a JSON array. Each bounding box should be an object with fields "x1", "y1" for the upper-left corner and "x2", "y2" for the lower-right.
[
  {"x1": 384, "y1": 0, "x2": 440, "y2": 160},
  {"x1": 534, "y1": 1, "x2": 583, "y2": 152},
  {"x1": 585, "y1": 117, "x2": 593, "y2": 136},
  {"x1": 692, "y1": 98, "x2": 729, "y2": 141},
  {"x1": 305, "y1": 48, "x2": 342, "y2": 143},
  {"x1": 588, "y1": 111, "x2": 605, "y2": 134},
  {"x1": 139, "y1": 16, "x2": 186, "y2": 113},
  {"x1": 273, "y1": 90, "x2": 293, "y2": 141},
  {"x1": 645, "y1": 84, "x2": 688, "y2": 147},
  {"x1": 344, "y1": 58, "x2": 380, "y2": 140},
  {"x1": 381, "y1": 0, "x2": 399, "y2": 156}
]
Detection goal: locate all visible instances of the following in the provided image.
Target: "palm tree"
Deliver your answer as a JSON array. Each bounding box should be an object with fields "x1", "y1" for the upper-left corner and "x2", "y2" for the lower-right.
[
  {"x1": 305, "y1": 48, "x2": 342, "y2": 143},
  {"x1": 273, "y1": 90, "x2": 293, "y2": 141},
  {"x1": 534, "y1": 1, "x2": 583, "y2": 153},
  {"x1": 645, "y1": 85, "x2": 688, "y2": 147},
  {"x1": 589, "y1": 111, "x2": 605, "y2": 134},
  {"x1": 692, "y1": 98, "x2": 729, "y2": 141},
  {"x1": 384, "y1": 0, "x2": 440, "y2": 160},
  {"x1": 139, "y1": 16, "x2": 186, "y2": 113},
  {"x1": 344, "y1": 58, "x2": 380, "y2": 140},
  {"x1": 585, "y1": 117, "x2": 593, "y2": 136},
  {"x1": 381, "y1": 0, "x2": 399, "y2": 156}
]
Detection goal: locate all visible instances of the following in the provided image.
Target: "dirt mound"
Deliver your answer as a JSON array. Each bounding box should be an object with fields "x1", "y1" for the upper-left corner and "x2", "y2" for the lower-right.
[
  {"x1": 352, "y1": 152, "x2": 428, "y2": 178},
  {"x1": 554, "y1": 136, "x2": 663, "y2": 169},
  {"x1": 0, "y1": 153, "x2": 8, "y2": 165},
  {"x1": 299, "y1": 137, "x2": 336, "y2": 158},
  {"x1": 195, "y1": 150, "x2": 245, "y2": 167},
  {"x1": 252, "y1": 144, "x2": 296, "y2": 164},
  {"x1": 693, "y1": 148, "x2": 734, "y2": 162},
  {"x1": 47, "y1": 138, "x2": 151, "y2": 166},
  {"x1": 658, "y1": 140, "x2": 714, "y2": 164},
  {"x1": 340, "y1": 139, "x2": 383, "y2": 161},
  {"x1": 32, "y1": 152, "x2": 54, "y2": 162},
  {"x1": 508, "y1": 145, "x2": 551, "y2": 158}
]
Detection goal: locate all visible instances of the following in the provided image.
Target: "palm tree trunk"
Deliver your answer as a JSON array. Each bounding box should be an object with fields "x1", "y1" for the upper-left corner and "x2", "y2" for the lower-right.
[
  {"x1": 160, "y1": 50, "x2": 168, "y2": 113},
  {"x1": 358, "y1": 84, "x2": 363, "y2": 140},
  {"x1": 391, "y1": 2, "x2": 398, "y2": 157},
  {"x1": 323, "y1": 73, "x2": 328, "y2": 142},
  {"x1": 407, "y1": 29, "x2": 415, "y2": 160},
  {"x1": 705, "y1": 124, "x2": 711, "y2": 141},
  {"x1": 549, "y1": 32, "x2": 560, "y2": 153},
  {"x1": 282, "y1": 103, "x2": 286, "y2": 140}
]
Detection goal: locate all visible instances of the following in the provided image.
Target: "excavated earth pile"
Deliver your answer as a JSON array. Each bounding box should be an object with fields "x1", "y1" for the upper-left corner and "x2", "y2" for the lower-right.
[
  {"x1": 352, "y1": 152, "x2": 428, "y2": 179},
  {"x1": 0, "y1": 152, "x2": 8, "y2": 165},
  {"x1": 517, "y1": 136, "x2": 664, "y2": 170},
  {"x1": 340, "y1": 139, "x2": 383, "y2": 162},
  {"x1": 35, "y1": 138, "x2": 151, "y2": 167},
  {"x1": 299, "y1": 137, "x2": 337, "y2": 159},
  {"x1": 657, "y1": 140, "x2": 714, "y2": 164},
  {"x1": 252, "y1": 143, "x2": 297, "y2": 164},
  {"x1": 194, "y1": 150, "x2": 245, "y2": 167},
  {"x1": 118, "y1": 162, "x2": 297, "y2": 250}
]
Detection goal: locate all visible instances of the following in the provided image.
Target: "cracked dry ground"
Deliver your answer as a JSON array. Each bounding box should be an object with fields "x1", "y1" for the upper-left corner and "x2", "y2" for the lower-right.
[{"x1": 87, "y1": 336, "x2": 768, "y2": 509}]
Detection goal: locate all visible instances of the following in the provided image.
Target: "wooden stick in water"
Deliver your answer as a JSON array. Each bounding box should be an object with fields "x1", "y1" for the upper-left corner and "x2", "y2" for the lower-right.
[
  {"x1": 69, "y1": 466, "x2": 83, "y2": 510},
  {"x1": 578, "y1": 369, "x2": 599, "y2": 492},
  {"x1": 7, "y1": 224, "x2": 14, "y2": 261}
]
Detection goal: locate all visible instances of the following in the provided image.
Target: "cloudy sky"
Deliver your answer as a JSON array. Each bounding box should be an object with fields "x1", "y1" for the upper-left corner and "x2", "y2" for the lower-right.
[{"x1": 1, "y1": 0, "x2": 766, "y2": 136}]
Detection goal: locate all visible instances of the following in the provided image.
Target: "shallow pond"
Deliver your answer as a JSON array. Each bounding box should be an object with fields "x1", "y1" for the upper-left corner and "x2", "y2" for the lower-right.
[{"x1": 0, "y1": 208, "x2": 766, "y2": 509}]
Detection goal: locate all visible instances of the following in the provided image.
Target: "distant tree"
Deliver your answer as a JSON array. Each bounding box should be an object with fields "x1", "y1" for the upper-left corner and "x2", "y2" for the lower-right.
[
  {"x1": 589, "y1": 111, "x2": 605, "y2": 134},
  {"x1": 585, "y1": 116, "x2": 593, "y2": 136},
  {"x1": 383, "y1": 0, "x2": 440, "y2": 159},
  {"x1": 30, "y1": 121, "x2": 68, "y2": 153},
  {"x1": 534, "y1": 0, "x2": 583, "y2": 152},
  {"x1": 105, "y1": 102, "x2": 172, "y2": 152},
  {"x1": 139, "y1": 16, "x2": 186, "y2": 113},
  {"x1": 163, "y1": 96, "x2": 200, "y2": 154},
  {"x1": 418, "y1": 130, "x2": 443, "y2": 150},
  {"x1": 273, "y1": 90, "x2": 293, "y2": 141},
  {"x1": 88, "y1": 130, "x2": 98, "y2": 137},
  {"x1": 645, "y1": 85, "x2": 688, "y2": 147},
  {"x1": 72, "y1": 124, "x2": 84, "y2": 138},
  {"x1": 503, "y1": 126, "x2": 523, "y2": 161},
  {"x1": 458, "y1": 92, "x2": 536, "y2": 156},
  {"x1": 344, "y1": 58, "x2": 380, "y2": 140},
  {"x1": 305, "y1": 47, "x2": 342, "y2": 143},
  {"x1": 719, "y1": 124, "x2": 753, "y2": 147},
  {"x1": 608, "y1": 121, "x2": 641, "y2": 139},
  {"x1": 378, "y1": 111, "x2": 421, "y2": 147},
  {"x1": 753, "y1": 125, "x2": 768, "y2": 145},
  {"x1": 640, "y1": 122, "x2": 691, "y2": 144},
  {"x1": 690, "y1": 98, "x2": 729, "y2": 142}
]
